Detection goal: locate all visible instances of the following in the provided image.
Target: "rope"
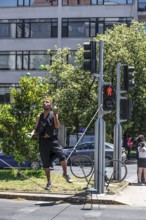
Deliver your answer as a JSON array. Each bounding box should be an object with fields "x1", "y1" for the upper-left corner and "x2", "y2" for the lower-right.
[
  {"x1": 51, "y1": 104, "x2": 103, "y2": 185},
  {"x1": 0, "y1": 159, "x2": 45, "y2": 190}
]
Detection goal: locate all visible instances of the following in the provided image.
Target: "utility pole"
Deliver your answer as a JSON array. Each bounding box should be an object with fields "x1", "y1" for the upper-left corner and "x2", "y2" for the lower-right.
[
  {"x1": 113, "y1": 63, "x2": 122, "y2": 180},
  {"x1": 94, "y1": 40, "x2": 105, "y2": 194}
]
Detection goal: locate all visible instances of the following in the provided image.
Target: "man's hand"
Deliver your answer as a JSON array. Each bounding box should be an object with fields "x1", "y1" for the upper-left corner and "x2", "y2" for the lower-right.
[{"x1": 29, "y1": 130, "x2": 36, "y2": 138}]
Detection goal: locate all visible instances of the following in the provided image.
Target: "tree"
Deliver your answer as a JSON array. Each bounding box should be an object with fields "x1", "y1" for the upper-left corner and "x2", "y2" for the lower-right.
[
  {"x1": 44, "y1": 21, "x2": 146, "y2": 140},
  {"x1": 44, "y1": 47, "x2": 98, "y2": 135},
  {"x1": 0, "y1": 75, "x2": 50, "y2": 167},
  {"x1": 94, "y1": 21, "x2": 146, "y2": 138}
]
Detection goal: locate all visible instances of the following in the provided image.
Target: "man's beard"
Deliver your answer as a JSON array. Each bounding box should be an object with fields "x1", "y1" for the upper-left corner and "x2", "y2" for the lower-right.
[{"x1": 43, "y1": 106, "x2": 50, "y2": 110}]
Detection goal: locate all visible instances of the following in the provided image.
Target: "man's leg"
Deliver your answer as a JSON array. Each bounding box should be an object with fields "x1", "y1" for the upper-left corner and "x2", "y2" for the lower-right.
[
  {"x1": 52, "y1": 142, "x2": 73, "y2": 183},
  {"x1": 60, "y1": 160, "x2": 67, "y2": 176},
  {"x1": 44, "y1": 167, "x2": 51, "y2": 183},
  {"x1": 61, "y1": 159, "x2": 72, "y2": 183}
]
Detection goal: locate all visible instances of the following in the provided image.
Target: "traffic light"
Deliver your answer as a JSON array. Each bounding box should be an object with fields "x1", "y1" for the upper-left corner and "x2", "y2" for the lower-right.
[
  {"x1": 121, "y1": 99, "x2": 132, "y2": 120},
  {"x1": 103, "y1": 85, "x2": 116, "y2": 111},
  {"x1": 124, "y1": 66, "x2": 135, "y2": 91},
  {"x1": 83, "y1": 41, "x2": 96, "y2": 73}
]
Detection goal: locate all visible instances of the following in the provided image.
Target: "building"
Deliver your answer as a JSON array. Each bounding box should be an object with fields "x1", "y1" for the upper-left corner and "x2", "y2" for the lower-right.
[{"x1": 0, "y1": 0, "x2": 145, "y2": 104}]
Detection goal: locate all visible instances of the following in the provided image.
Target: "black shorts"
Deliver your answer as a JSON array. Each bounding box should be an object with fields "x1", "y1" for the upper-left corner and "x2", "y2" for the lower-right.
[
  {"x1": 138, "y1": 158, "x2": 146, "y2": 168},
  {"x1": 39, "y1": 137, "x2": 66, "y2": 168}
]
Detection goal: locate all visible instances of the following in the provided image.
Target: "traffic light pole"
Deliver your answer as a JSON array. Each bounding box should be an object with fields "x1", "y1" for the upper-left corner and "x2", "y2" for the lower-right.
[
  {"x1": 114, "y1": 63, "x2": 122, "y2": 180},
  {"x1": 94, "y1": 40, "x2": 105, "y2": 194}
]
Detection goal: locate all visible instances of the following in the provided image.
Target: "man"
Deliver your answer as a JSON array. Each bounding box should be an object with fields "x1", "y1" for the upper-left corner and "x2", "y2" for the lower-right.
[{"x1": 30, "y1": 98, "x2": 72, "y2": 190}]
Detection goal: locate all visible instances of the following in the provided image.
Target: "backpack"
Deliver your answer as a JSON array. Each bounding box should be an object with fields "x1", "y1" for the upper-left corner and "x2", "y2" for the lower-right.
[
  {"x1": 35, "y1": 113, "x2": 49, "y2": 134},
  {"x1": 35, "y1": 111, "x2": 57, "y2": 137}
]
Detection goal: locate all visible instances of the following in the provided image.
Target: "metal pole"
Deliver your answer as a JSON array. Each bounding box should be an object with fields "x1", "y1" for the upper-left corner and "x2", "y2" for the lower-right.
[
  {"x1": 94, "y1": 40, "x2": 105, "y2": 193},
  {"x1": 114, "y1": 63, "x2": 122, "y2": 180}
]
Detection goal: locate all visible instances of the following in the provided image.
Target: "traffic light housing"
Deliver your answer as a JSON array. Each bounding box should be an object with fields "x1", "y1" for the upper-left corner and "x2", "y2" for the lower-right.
[
  {"x1": 121, "y1": 99, "x2": 132, "y2": 120},
  {"x1": 83, "y1": 41, "x2": 96, "y2": 73},
  {"x1": 124, "y1": 66, "x2": 135, "y2": 91},
  {"x1": 103, "y1": 85, "x2": 116, "y2": 111}
]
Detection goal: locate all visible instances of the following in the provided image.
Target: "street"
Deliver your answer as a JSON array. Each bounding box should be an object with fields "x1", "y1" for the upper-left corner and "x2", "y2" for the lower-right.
[
  {"x1": 0, "y1": 162, "x2": 144, "y2": 220},
  {"x1": 53, "y1": 162, "x2": 138, "y2": 183},
  {"x1": 0, "y1": 198, "x2": 146, "y2": 220}
]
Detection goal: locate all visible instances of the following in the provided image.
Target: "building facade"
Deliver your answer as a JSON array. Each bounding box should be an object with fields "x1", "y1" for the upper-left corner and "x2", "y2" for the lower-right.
[{"x1": 0, "y1": 0, "x2": 145, "y2": 103}]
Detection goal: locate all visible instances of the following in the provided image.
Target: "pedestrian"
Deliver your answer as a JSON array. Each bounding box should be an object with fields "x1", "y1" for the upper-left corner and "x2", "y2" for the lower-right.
[
  {"x1": 135, "y1": 135, "x2": 146, "y2": 184},
  {"x1": 126, "y1": 135, "x2": 133, "y2": 160},
  {"x1": 30, "y1": 98, "x2": 72, "y2": 190}
]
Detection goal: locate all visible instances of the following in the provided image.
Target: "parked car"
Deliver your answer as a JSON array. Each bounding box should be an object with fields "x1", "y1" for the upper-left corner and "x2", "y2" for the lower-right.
[
  {"x1": 55, "y1": 142, "x2": 126, "y2": 167},
  {"x1": 0, "y1": 151, "x2": 42, "y2": 170}
]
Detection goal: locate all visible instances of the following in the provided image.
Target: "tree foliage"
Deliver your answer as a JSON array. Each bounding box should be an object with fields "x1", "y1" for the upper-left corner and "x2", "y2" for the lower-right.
[
  {"x1": 44, "y1": 47, "x2": 98, "y2": 134},
  {"x1": 45, "y1": 21, "x2": 146, "y2": 139},
  {"x1": 94, "y1": 21, "x2": 146, "y2": 137},
  {"x1": 0, "y1": 76, "x2": 49, "y2": 166}
]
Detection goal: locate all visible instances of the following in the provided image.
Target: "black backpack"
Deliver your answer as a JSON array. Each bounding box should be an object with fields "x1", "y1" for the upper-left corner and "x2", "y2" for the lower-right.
[{"x1": 35, "y1": 111, "x2": 57, "y2": 137}]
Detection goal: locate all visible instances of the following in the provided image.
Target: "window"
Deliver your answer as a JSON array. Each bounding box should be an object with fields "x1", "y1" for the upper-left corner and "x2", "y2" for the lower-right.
[
  {"x1": 138, "y1": 0, "x2": 146, "y2": 11},
  {"x1": 16, "y1": 51, "x2": 50, "y2": 70},
  {"x1": 62, "y1": 0, "x2": 133, "y2": 5},
  {"x1": 0, "y1": 52, "x2": 15, "y2": 70},
  {"x1": 0, "y1": 84, "x2": 16, "y2": 104},
  {"x1": 90, "y1": 143, "x2": 95, "y2": 149},
  {"x1": 29, "y1": 51, "x2": 50, "y2": 69},
  {"x1": 0, "y1": 0, "x2": 17, "y2": 7},
  {"x1": 62, "y1": 18, "x2": 97, "y2": 37},
  {"x1": 0, "y1": 51, "x2": 50, "y2": 70},
  {"x1": 77, "y1": 143, "x2": 90, "y2": 150},
  {"x1": 0, "y1": 0, "x2": 58, "y2": 7},
  {"x1": 105, "y1": 145, "x2": 112, "y2": 150},
  {"x1": 16, "y1": 19, "x2": 57, "y2": 38},
  {"x1": 0, "y1": 24, "x2": 11, "y2": 38},
  {"x1": 31, "y1": 0, "x2": 58, "y2": 6},
  {"x1": 62, "y1": 17, "x2": 132, "y2": 37},
  {"x1": 0, "y1": 19, "x2": 58, "y2": 39}
]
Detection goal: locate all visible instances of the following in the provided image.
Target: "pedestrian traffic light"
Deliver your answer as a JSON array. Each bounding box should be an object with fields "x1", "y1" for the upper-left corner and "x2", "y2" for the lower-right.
[
  {"x1": 121, "y1": 99, "x2": 132, "y2": 120},
  {"x1": 103, "y1": 85, "x2": 116, "y2": 111},
  {"x1": 124, "y1": 66, "x2": 135, "y2": 91},
  {"x1": 83, "y1": 41, "x2": 96, "y2": 73}
]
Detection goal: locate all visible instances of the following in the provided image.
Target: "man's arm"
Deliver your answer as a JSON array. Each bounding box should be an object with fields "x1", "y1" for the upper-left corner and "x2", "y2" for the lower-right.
[
  {"x1": 30, "y1": 115, "x2": 40, "y2": 137},
  {"x1": 53, "y1": 112, "x2": 60, "y2": 129}
]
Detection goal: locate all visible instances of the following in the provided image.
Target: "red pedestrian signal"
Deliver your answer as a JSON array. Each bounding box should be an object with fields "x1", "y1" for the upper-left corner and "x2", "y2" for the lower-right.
[
  {"x1": 105, "y1": 86, "x2": 114, "y2": 96},
  {"x1": 103, "y1": 85, "x2": 115, "y2": 111}
]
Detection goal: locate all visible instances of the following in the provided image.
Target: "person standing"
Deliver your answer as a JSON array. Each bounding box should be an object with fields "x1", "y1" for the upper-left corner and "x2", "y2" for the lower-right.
[
  {"x1": 30, "y1": 98, "x2": 72, "y2": 190},
  {"x1": 136, "y1": 135, "x2": 146, "y2": 184},
  {"x1": 126, "y1": 135, "x2": 133, "y2": 160}
]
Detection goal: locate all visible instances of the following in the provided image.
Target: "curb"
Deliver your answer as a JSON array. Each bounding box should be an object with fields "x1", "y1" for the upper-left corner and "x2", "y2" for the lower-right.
[
  {"x1": 0, "y1": 182, "x2": 129, "y2": 205},
  {"x1": 0, "y1": 191, "x2": 126, "y2": 205}
]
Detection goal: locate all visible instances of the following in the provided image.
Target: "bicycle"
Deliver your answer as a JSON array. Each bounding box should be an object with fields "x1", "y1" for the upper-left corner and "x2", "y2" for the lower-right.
[{"x1": 70, "y1": 155, "x2": 127, "y2": 191}]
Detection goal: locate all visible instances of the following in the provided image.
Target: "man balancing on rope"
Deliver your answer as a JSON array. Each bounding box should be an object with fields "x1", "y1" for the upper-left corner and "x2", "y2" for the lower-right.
[{"x1": 30, "y1": 98, "x2": 72, "y2": 190}]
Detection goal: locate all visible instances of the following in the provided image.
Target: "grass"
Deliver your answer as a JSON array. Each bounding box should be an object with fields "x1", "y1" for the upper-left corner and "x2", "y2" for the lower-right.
[
  {"x1": 0, "y1": 168, "x2": 127, "y2": 195},
  {"x1": 0, "y1": 169, "x2": 87, "y2": 194}
]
